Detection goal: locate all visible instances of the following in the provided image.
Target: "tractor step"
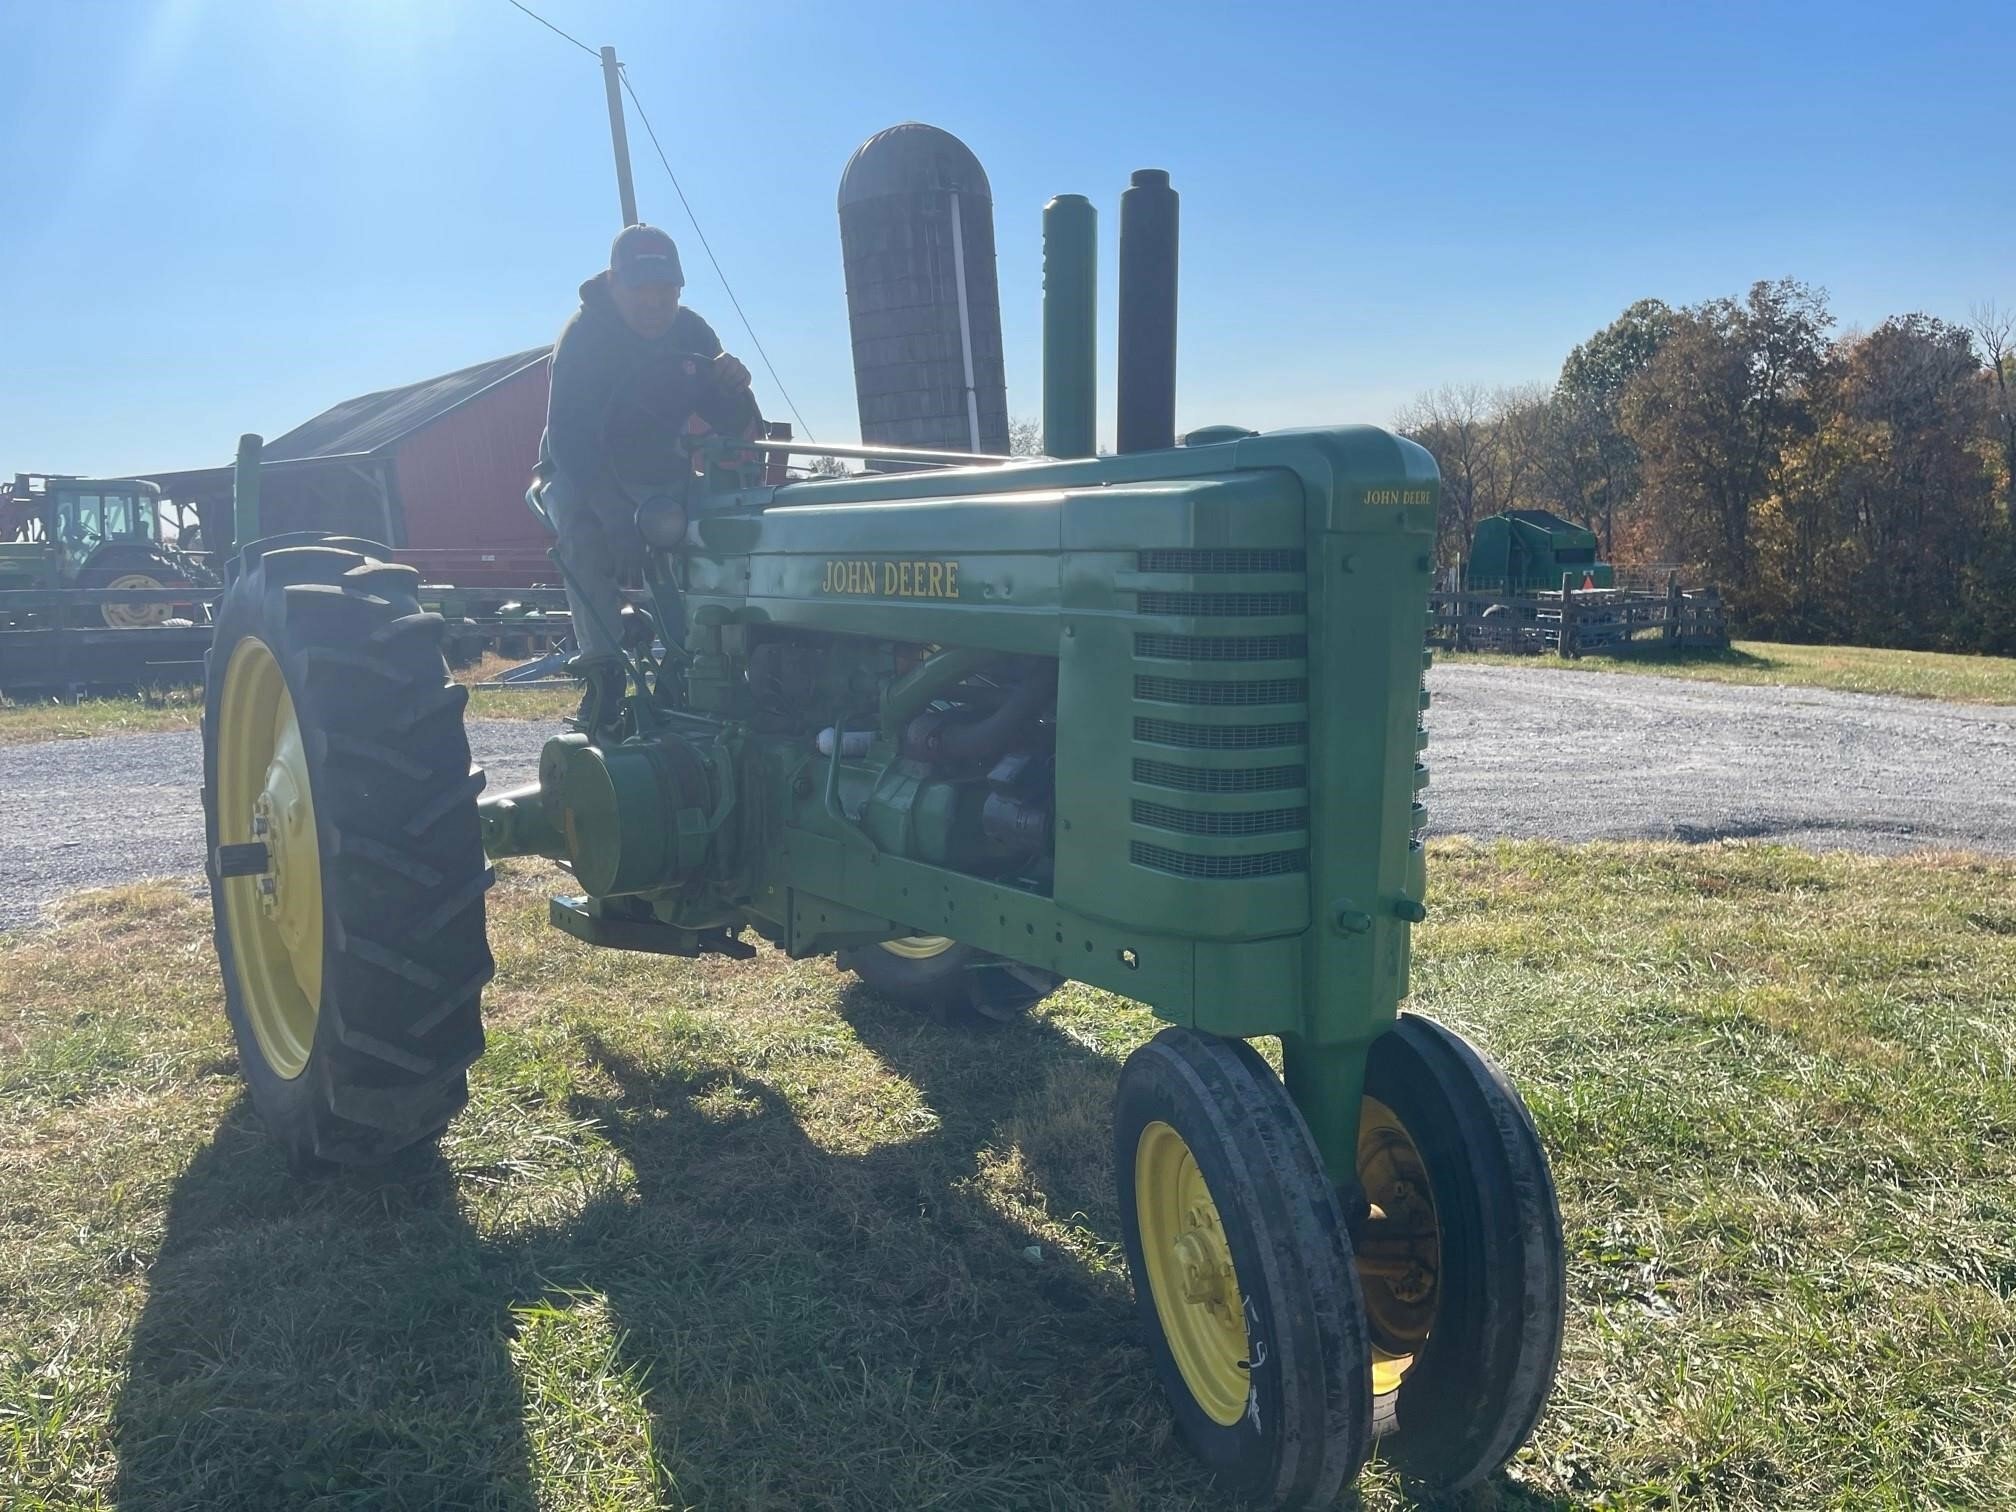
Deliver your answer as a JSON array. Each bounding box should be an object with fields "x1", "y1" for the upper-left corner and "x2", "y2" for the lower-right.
[{"x1": 548, "y1": 895, "x2": 754, "y2": 960}]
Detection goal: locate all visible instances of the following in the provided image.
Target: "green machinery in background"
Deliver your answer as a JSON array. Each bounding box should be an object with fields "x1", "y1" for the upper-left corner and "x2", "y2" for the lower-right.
[
  {"x1": 1467, "y1": 507, "x2": 1614, "y2": 592},
  {"x1": 0, "y1": 473, "x2": 219, "y2": 692},
  {"x1": 200, "y1": 168, "x2": 1564, "y2": 1507},
  {"x1": 0, "y1": 473, "x2": 214, "y2": 628}
]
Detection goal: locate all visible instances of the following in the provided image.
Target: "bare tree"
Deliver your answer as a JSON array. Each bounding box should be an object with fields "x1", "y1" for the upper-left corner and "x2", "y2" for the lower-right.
[
  {"x1": 1486, "y1": 383, "x2": 1552, "y2": 518},
  {"x1": 1396, "y1": 385, "x2": 1552, "y2": 569},
  {"x1": 1395, "y1": 385, "x2": 1492, "y2": 565},
  {"x1": 1971, "y1": 301, "x2": 2016, "y2": 509},
  {"x1": 1008, "y1": 416, "x2": 1045, "y2": 457}
]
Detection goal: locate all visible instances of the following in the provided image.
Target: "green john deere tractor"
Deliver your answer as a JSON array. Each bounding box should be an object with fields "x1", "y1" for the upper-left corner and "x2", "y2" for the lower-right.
[
  {"x1": 199, "y1": 182, "x2": 1564, "y2": 1506},
  {"x1": 0, "y1": 473, "x2": 213, "y2": 628}
]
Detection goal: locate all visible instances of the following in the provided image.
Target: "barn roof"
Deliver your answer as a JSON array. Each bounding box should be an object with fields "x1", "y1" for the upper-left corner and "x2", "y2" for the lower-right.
[{"x1": 262, "y1": 347, "x2": 550, "y2": 462}]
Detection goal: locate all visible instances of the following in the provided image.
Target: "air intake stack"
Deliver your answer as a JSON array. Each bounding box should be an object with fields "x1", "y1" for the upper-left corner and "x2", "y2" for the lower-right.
[{"x1": 1041, "y1": 194, "x2": 1098, "y2": 459}]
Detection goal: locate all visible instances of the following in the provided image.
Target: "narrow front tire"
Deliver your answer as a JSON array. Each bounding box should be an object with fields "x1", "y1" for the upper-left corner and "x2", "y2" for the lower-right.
[
  {"x1": 1357, "y1": 1012, "x2": 1565, "y2": 1489},
  {"x1": 1115, "y1": 1028, "x2": 1371, "y2": 1507}
]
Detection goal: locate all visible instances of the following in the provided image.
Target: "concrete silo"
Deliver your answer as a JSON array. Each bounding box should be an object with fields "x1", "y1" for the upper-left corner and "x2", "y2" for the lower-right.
[{"x1": 837, "y1": 123, "x2": 1009, "y2": 455}]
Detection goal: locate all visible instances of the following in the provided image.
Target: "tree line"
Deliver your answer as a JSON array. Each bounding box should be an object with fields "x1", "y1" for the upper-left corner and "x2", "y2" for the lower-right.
[{"x1": 1398, "y1": 283, "x2": 2016, "y2": 654}]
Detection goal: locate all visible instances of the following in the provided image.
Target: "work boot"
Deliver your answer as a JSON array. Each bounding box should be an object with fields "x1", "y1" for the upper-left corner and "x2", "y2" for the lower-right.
[{"x1": 567, "y1": 655, "x2": 630, "y2": 738}]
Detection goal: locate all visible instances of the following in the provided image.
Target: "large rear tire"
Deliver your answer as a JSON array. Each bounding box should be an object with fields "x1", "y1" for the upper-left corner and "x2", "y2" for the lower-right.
[
  {"x1": 87, "y1": 569, "x2": 171, "y2": 628},
  {"x1": 76, "y1": 546, "x2": 185, "y2": 628},
  {"x1": 202, "y1": 536, "x2": 493, "y2": 1170}
]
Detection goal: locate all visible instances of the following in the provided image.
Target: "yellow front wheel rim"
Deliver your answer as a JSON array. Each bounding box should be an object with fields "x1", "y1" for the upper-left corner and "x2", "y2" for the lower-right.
[
  {"x1": 102, "y1": 572, "x2": 169, "y2": 628},
  {"x1": 1136, "y1": 1120, "x2": 1252, "y2": 1426},
  {"x1": 1357, "y1": 1095, "x2": 1442, "y2": 1398},
  {"x1": 216, "y1": 637, "x2": 324, "y2": 1080},
  {"x1": 878, "y1": 934, "x2": 956, "y2": 960}
]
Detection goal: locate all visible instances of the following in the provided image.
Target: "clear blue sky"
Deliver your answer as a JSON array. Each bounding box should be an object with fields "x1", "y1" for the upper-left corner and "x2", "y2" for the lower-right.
[{"x1": 3, "y1": 0, "x2": 2009, "y2": 477}]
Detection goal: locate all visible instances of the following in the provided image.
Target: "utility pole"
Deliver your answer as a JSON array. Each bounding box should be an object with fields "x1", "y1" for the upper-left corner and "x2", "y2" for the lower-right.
[{"x1": 600, "y1": 45, "x2": 639, "y2": 229}]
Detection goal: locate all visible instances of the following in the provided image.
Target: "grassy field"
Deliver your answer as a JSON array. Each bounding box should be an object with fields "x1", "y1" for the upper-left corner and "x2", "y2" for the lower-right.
[
  {"x1": 0, "y1": 658, "x2": 578, "y2": 747},
  {"x1": 2, "y1": 841, "x2": 2013, "y2": 1510},
  {"x1": 1438, "y1": 639, "x2": 2016, "y2": 705}
]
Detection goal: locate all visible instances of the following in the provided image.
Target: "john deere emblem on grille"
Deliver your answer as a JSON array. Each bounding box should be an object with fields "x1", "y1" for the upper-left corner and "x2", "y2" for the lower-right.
[{"x1": 819, "y1": 558, "x2": 961, "y2": 598}]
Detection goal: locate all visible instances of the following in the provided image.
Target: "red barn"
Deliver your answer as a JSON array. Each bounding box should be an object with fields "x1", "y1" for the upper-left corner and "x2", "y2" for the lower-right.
[{"x1": 153, "y1": 348, "x2": 556, "y2": 588}]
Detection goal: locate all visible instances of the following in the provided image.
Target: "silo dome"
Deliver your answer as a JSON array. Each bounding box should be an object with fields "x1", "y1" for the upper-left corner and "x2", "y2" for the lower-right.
[
  {"x1": 838, "y1": 122, "x2": 993, "y2": 207},
  {"x1": 837, "y1": 123, "x2": 1009, "y2": 456}
]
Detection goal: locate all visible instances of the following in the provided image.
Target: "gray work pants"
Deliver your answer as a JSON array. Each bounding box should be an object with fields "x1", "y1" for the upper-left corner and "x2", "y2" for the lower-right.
[{"x1": 537, "y1": 468, "x2": 639, "y2": 661}]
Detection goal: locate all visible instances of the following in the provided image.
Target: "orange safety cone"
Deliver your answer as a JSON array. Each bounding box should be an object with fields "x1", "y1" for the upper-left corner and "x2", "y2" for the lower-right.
[{"x1": 1582, "y1": 572, "x2": 1595, "y2": 590}]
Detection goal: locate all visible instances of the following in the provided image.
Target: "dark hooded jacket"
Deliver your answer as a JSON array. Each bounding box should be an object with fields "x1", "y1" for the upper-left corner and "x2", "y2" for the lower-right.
[{"x1": 544, "y1": 271, "x2": 752, "y2": 492}]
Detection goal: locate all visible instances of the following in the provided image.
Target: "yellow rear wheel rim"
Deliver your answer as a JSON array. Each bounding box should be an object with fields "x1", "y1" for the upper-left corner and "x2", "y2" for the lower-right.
[
  {"x1": 1357, "y1": 1095, "x2": 1442, "y2": 1398},
  {"x1": 1136, "y1": 1120, "x2": 1252, "y2": 1426},
  {"x1": 217, "y1": 637, "x2": 324, "y2": 1080},
  {"x1": 102, "y1": 572, "x2": 169, "y2": 628},
  {"x1": 878, "y1": 934, "x2": 955, "y2": 960}
]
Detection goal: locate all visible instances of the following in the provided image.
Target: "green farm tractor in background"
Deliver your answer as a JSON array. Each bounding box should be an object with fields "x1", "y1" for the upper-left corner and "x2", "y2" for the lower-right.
[
  {"x1": 199, "y1": 181, "x2": 1564, "y2": 1506},
  {"x1": 0, "y1": 473, "x2": 214, "y2": 628}
]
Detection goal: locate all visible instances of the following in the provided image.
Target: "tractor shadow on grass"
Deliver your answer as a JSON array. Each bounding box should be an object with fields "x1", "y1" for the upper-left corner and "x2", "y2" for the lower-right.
[
  {"x1": 109, "y1": 993, "x2": 1175, "y2": 1510},
  {"x1": 113, "y1": 987, "x2": 1566, "y2": 1509},
  {"x1": 110, "y1": 1098, "x2": 538, "y2": 1511},
  {"x1": 528, "y1": 982, "x2": 1197, "y2": 1507}
]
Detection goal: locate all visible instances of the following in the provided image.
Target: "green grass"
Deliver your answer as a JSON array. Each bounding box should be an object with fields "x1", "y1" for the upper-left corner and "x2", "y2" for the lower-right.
[
  {"x1": 0, "y1": 685, "x2": 210, "y2": 746},
  {"x1": 0, "y1": 662, "x2": 577, "y2": 747},
  {"x1": 1438, "y1": 639, "x2": 2016, "y2": 704},
  {"x1": 2, "y1": 842, "x2": 2013, "y2": 1509}
]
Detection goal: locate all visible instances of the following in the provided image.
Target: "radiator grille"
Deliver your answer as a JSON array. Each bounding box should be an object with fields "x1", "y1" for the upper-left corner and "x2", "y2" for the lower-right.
[
  {"x1": 1123, "y1": 540, "x2": 1311, "y2": 892},
  {"x1": 1134, "y1": 633, "x2": 1307, "y2": 662},
  {"x1": 1133, "y1": 801, "x2": 1307, "y2": 837},
  {"x1": 1135, "y1": 718, "x2": 1307, "y2": 750},
  {"x1": 1134, "y1": 675, "x2": 1308, "y2": 707},
  {"x1": 1131, "y1": 842, "x2": 1307, "y2": 879},
  {"x1": 1133, "y1": 759, "x2": 1306, "y2": 793},
  {"x1": 1138, "y1": 591, "x2": 1306, "y2": 618},
  {"x1": 1138, "y1": 548, "x2": 1305, "y2": 575}
]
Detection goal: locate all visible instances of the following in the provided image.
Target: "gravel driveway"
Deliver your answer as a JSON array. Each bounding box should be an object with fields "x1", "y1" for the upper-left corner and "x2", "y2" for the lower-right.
[
  {"x1": 2, "y1": 668, "x2": 2011, "y2": 930},
  {"x1": 0, "y1": 719, "x2": 548, "y2": 932}
]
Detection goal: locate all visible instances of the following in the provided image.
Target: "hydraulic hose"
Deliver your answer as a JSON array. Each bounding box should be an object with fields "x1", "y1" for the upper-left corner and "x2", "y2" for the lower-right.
[{"x1": 927, "y1": 665, "x2": 1057, "y2": 766}]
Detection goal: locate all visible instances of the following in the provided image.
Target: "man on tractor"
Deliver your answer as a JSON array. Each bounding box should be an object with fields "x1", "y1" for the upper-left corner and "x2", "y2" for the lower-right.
[{"x1": 539, "y1": 223, "x2": 760, "y2": 728}]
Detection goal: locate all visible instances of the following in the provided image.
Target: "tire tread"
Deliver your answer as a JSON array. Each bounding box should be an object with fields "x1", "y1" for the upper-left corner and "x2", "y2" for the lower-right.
[
  {"x1": 202, "y1": 536, "x2": 492, "y2": 1168},
  {"x1": 1367, "y1": 1012, "x2": 1565, "y2": 1490}
]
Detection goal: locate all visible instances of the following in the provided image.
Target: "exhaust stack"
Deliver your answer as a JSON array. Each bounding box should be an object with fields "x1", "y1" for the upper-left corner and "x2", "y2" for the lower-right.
[{"x1": 1116, "y1": 168, "x2": 1179, "y2": 453}]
